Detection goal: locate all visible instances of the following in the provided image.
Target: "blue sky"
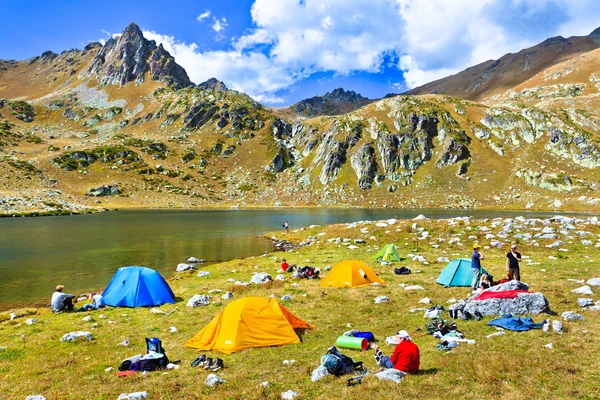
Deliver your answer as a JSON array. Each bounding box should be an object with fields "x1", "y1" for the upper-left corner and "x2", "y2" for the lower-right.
[{"x1": 1, "y1": 0, "x2": 600, "y2": 105}]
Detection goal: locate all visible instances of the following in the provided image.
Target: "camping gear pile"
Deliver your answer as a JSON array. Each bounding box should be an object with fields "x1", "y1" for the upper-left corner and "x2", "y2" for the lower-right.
[{"x1": 118, "y1": 338, "x2": 170, "y2": 372}]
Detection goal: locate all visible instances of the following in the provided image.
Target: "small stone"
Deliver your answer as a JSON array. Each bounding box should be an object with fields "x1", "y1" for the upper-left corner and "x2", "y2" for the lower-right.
[
  {"x1": 204, "y1": 373, "x2": 225, "y2": 387},
  {"x1": 281, "y1": 390, "x2": 298, "y2": 400}
]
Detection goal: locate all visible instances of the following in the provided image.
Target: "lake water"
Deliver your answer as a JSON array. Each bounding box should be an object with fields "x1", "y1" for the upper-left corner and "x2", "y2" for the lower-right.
[{"x1": 0, "y1": 208, "x2": 587, "y2": 308}]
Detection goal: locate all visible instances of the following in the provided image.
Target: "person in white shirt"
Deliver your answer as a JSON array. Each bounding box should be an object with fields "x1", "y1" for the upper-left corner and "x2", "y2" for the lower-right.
[
  {"x1": 51, "y1": 285, "x2": 75, "y2": 312},
  {"x1": 77, "y1": 292, "x2": 105, "y2": 312}
]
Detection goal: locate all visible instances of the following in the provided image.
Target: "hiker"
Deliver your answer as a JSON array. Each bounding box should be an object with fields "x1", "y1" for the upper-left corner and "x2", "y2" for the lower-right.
[
  {"x1": 506, "y1": 244, "x2": 522, "y2": 281},
  {"x1": 281, "y1": 259, "x2": 294, "y2": 272},
  {"x1": 372, "y1": 330, "x2": 420, "y2": 374},
  {"x1": 51, "y1": 285, "x2": 76, "y2": 313},
  {"x1": 297, "y1": 266, "x2": 320, "y2": 279},
  {"x1": 284, "y1": 220, "x2": 289, "y2": 233},
  {"x1": 479, "y1": 274, "x2": 494, "y2": 291},
  {"x1": 471, "y1": 244, "x2": 484, "y2": 291},
  {"x1": 77, "y1": 292, "x2": 105, "y2": 312}
]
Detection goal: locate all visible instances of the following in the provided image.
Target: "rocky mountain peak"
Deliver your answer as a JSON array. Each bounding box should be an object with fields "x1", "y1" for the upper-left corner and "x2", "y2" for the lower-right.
[
  {"x1": 85, "y1": 22, "x2": 192, "y2": 90},
  {"x1": 589, "y1": 27, "x2": 600, "y2": 38},
  {"x1": 197, "y1": 77, "x2": 228, "y2": 92},
  {"x1": 289, "y1": 88, "x2": 372, "y2": 118}
]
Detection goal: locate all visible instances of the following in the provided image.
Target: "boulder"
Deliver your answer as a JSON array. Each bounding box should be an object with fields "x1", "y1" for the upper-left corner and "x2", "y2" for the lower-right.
[
  {"x1": 187, "y1": 295, "x2": 210, "y2": 307},
  {"x1": 250, "y1": 272, "x2": 272, "y2": 284},
  {"x1": 221, "y1": 292, "x2": 233, "y2": 300},
  {"x1": 374, "y1": 368, "x2": 406, "y2": 383},
  {"x1": 374, "y1": 296, "x2": 390, "y2": 304},
  {"x1": 577, "y1": 298, "x2": 594, "y2": 307},
  {"x1": 204, "y1": 373, "x2": 225, "y2": 387},
  {"x1": 187, "y1": 257, "x2": 200, "y2": 263},
  {"x1": 572, "y1": 286, "x2": 594, "y2": 295},
  {"x1": 197, "y1": 271, "x2": 210, "y2": 277},
  {"x1": 118, "y1": 392, "x2": 148, "y2": 400},
  {"x1": 587, "y1": 278, "x2": 600, "y2": 286},
  {"x1": 561, "y1": 311, "x2": 584, "y2": 321},
  {"x1": 463, "y1": 292, "x2": 548, "y2": 316},
  {"x1": 87, "y1": 185, "x2": 120, "y2": 197},
  {"x1": 60, "y1": 331, "x2": 93, "y2": 342},
  {"x1": 487, "y1": 281, "x2": 529, "y2": 292},
  {"x1": 176, "y1": 263, "x2": 196, "y2": 272}
]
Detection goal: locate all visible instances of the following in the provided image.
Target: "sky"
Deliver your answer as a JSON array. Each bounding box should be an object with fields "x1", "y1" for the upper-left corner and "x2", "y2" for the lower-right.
[{"x1": 1, "y1": 0, "x2": 600, "y2": 106}]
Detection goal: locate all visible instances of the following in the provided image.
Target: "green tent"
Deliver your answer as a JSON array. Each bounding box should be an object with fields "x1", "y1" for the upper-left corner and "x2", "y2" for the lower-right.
[
  {"x1": 374, "y1": 244, "x2": 401, "y2": 262},
  {"x1": 436, "y1": 259, "x2": 488, "y2": 287}
]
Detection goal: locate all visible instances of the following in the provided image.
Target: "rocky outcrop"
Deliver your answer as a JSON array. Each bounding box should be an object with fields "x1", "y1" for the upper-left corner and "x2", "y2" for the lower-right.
[
  {"x1": 87, "y1": 185, "x2": 121, "y2": 197},
  {"x1": 183, "y1": 103, "x2": 219, "y2": 130},
  {"x1": 197, "y1": 78, "x2": 228, "y2": 92},
  {"x1": 516, "y1": 169, "x2": 577, "y2": 192},
  {"x1": 289, "y1": 88, "x2": 372, "y2": 118},
  {"x1": 351, "y1": 144, "x2": 378, "y2": 189},
  {"x1": 436, "y1": 131, "x2": 471, "y2": 168},
  {"x1": 86, "y1": 23, "x2": 192, "y2": 89},
  {"x1": 545, "y1": 128, "x2": 600, "y2": 168},
  {"x1": 313, "y1": 120, "x2": 362, "y2": 184}
]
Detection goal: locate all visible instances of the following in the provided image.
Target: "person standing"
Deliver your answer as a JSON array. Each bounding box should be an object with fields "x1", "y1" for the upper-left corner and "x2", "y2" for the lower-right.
[
  {"x1": 51, "y1": 285, "x2": 75, "y2": 313},
  {"x1": 471, "y1": 244, "x2": 484, "y2": 291},
  {"x1": 284, "y1": 220, "x2": 289, "y2": 233},
  {"x1": 506, "y1": 244, "x2": 522, "y2": 281}
]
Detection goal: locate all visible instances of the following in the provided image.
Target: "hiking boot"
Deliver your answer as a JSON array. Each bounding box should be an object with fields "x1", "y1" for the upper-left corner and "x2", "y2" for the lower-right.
[
  {"x1": 191, "y1": 354, "x2": 206, "y2": 367},
  {"x1": 210, "y1": 357, "x2": 224, "y2": 371},
  {"x1": 203, "y1": 357, "x2": 213, "y2": 370}
]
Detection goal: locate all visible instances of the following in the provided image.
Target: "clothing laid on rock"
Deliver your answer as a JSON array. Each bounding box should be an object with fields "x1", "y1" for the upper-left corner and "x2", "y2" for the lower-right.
[
  {"x1": 487, "y1": 314, "x2": 545, "y2": 331},
  {"x1": 474, "y1": 290, "x2": 530, "y2": 301}
]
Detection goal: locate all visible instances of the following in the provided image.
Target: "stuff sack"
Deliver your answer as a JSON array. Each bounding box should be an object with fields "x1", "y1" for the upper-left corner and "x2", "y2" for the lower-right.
[
  {"x1": 321, "y1": 346, "x2": 362, "y2": 377},
  {"x1": 353, "y1": 331, "x2": 375, "y2": 342}
]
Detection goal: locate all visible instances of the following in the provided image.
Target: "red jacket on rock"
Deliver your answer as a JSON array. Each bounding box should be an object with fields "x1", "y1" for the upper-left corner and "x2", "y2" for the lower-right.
[{"x1": 391, "y1": 340, "x2": 420, "y2": 374}]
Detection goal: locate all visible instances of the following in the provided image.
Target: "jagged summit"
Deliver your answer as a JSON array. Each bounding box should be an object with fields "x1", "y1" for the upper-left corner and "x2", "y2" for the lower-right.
[
  {"x1": 198, "y1": 77, "x2": 228, "y2": 92},
  {"x1": 289, "y1": 87, "x2": 372, "y2": 118},
  {"x1": 86, "y1": 22, "x2": 192, "y2": 89}
]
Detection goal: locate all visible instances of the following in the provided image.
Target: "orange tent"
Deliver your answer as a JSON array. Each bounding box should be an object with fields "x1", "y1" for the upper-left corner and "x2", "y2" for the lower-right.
[
  {"x1": 320, "y1": 260, "x2": 385, "y2": 287},
  {"x1": 185, "y1": 297, "x2": 314, "y2": 354}
]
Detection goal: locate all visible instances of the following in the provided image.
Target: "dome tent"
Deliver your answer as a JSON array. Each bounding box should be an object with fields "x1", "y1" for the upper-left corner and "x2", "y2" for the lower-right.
[
  {"x1": 374, "y1": 243, "x2": 401, "y2": 262},
  {"x1": 102, "y1": 266, "x2": 175, "y2": 307},
  {"x1": 320, "y1": 260, "x2": 385, "y2": 288},
  {"x1": 185, "y1": 297, "x2": 313, "y2": 354},
  {"x1": 436, "y1": 259, "x2": 488, "y2": 287}
]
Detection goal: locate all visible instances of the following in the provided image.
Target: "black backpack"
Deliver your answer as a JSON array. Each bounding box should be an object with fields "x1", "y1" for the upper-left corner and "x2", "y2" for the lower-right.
[
  {"x1": 118, "y1": 337, "x2": 170, "y2": 372},
  {"x1": 321, "y1": 346, "x2": 363, "y2": 376}
]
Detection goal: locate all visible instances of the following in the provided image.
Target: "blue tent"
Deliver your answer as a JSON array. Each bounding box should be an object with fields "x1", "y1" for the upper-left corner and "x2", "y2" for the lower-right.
[
  {"x1": 436, "y1": 259, "x2": 488, "y2": 287},
  {"x1": 103, "y1": 266, "x2": 175, "y2": 307}
]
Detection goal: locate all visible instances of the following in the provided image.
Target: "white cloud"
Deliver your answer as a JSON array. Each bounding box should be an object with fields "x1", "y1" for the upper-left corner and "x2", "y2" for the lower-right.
[
  {"x1": 212, "y1": 17, "x2": 228, "y2": 33},
  {"x1": 143, "y1": 30, "x2": 295, "y2": 101},
  {"x1": 139, "y1": 0, "x2": 600, "y2": 102},
  {"x1": 197, "y1": 10, "x2": 211, "y2": 21}
]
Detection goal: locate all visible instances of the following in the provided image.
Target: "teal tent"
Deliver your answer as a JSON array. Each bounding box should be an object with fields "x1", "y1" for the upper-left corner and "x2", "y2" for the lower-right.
[{"x1": 436, "y1": 259, "x2": 488, "y2": 287}]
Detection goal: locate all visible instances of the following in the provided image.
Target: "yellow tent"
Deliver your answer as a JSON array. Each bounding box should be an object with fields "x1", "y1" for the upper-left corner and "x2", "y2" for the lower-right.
[
  {"x1": 184, "y1": 297, "x2": 314, "y2": 354},
  {"x1": 320, "y1": 260, "x2": 385, "y2": 287}
]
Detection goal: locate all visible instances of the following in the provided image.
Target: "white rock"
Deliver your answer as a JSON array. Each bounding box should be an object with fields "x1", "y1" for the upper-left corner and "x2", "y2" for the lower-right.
[
  {"x1": 419, "y1": 297, "x2": 431, "y2": 304},
  {"x1": 25, "y1": 396, "x2": 46, "y2": 400},
  {"x1": 104, "y1": 367, "x2": 114, "y2": 372},
  {"x1": 587, "y1": 278, "x2": 600, "y2": 286},
  {"x1": 543, "y1": 343, "x2": 553, "y2": 349},
  {"x1": 413, "y1": 214, "x2": 427, "y2": 220},
  {"x1": 437, "y1": 257, "x2": 450, "y2": 263},
  {"x1": 486, "y1": 332, "x2": 506, "y2": 338},
  {"x1": 25, "y1": 318, "x2": 37, "y2": 325},
  {"x1": 374, "y1": 296, "x2": 390, "y2": 304},
  {"x1": 118, "y1": 391, "x2": 148, "y2": 399},
  {"x1": 197, "y1": 271, "x2": 211, "y2": 277},
  {"x1": 281, "y1": 390, "x2": 298, "y2": 399},
  {"x1": 221, "y1": 292, "x2": 233, "y2": 300},
  {"x1": 348, "y1": 245, "x2": 359, "y2": 250},
  {"x1": 60, "y1": 331, "x2": 93, "y2": 342},
  {"x1": 250, "y1": 272, "x2": 272, "y2": 284},
  {"x1": 82, "y1": 315, "x2": 93, "y2": 322},
  {"x1": 176, "y1": 263, "x2": 196, "y2": 272},
  {"x1": 204, "y1": 373, "x2": 225, "y2": 387},
  {"x1": 275, "y1": 274, "x2": 285, "y2": 281},
  {"x1": 187, "y1": 295, "x2": 211, "y2": 307},
  {"x1": 281, "y1": 295, "x2": 292, "y2": 301},
  {"x1": 169, "y1": 326, "x2": 177, "y2": 333},
  {"x1": 405, "y1": 285, "x2": 424, "y2": 291},
  {"x1": 572, "y1": 286, "x2": 594, "y2": 295}
]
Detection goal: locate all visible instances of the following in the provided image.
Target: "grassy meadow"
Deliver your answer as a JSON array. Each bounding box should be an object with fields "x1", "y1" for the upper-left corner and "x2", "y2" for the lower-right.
[{"x1": 1, "y1": 216, "x2": 599, "y2": 399}]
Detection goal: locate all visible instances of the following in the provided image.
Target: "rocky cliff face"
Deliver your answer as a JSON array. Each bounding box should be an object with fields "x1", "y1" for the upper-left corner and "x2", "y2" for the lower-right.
[
  {"x1": 288, "y1": 88, "x2": 372, "y2": 118},
  {"x1": 86, "y1": 23, "x2": 192, "y2": 89}
]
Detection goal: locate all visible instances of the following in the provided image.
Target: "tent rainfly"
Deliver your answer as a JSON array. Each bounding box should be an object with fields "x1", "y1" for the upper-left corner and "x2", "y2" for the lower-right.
[{"x1": 436, "y1": 259, "x2": 488, "y2": 287}]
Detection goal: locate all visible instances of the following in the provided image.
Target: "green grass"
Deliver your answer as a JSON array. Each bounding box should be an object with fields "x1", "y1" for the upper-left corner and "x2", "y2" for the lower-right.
[{"x1": 1, "y1": 218, "x2": 599, "y2": 399}]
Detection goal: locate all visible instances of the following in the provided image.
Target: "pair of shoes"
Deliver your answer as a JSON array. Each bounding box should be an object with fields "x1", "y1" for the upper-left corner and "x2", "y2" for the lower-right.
[
  {"x1": 191, "y1": 354, "x2": 206, "y2": 367},
  {"x1": 204, "y1": 357, "x2": 224, "y2": 371}
]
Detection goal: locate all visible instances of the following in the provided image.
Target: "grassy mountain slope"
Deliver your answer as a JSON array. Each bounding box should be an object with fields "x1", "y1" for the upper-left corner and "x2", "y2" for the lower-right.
[
  {"x1": 1, "y1": 24, "x2": 600, "y2": 215},
  {"x1": 406, "y1": 29, "x2": 600, "y2": 101}
]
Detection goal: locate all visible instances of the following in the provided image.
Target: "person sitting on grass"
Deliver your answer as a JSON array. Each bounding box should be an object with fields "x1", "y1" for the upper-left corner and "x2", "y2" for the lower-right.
[
  {"x1": 479, "y1": 274, "x2": 495, "y2": 291},
  {"x1": 76, "y1": 292, "x2": 105, "y2": 312},
  {"x1": 51, "y1": 285, "x2": 76, "y2": 313},
  {"x1": 372, "y1": 330, "x2": 420, "y2": 374},
  {"x1": 281, "y1": 259, "x2": 295, "y2": 272}
]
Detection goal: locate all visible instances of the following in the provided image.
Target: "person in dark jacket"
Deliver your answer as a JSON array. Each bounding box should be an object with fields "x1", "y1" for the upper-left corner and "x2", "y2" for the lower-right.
[
  {"x1": 506, "y1": 244, "x2": 522, "y2": 281},
  {"x1": 372, "y1": 330, "x2": 420, "y2": 374}
]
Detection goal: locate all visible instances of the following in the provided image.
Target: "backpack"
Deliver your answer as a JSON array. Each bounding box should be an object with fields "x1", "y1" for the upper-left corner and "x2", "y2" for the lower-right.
[
  {"x1": 394, "y1": 267, "x2": 411, "y2": 275},
  {"x1": 320, "y1": 346, "x2": 363, "y2": 376},
  {"x1": 426, "y1": 318, "x2": 457, "y2": 334},
  {"x1": 118, "y1": 337, "x2": 169, "y2": 372}
]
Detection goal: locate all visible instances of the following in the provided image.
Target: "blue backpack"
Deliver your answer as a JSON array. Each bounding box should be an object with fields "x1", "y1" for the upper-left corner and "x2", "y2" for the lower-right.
[{"x1": 320, "y1": 346, "x2": 362, "y2": 376}]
